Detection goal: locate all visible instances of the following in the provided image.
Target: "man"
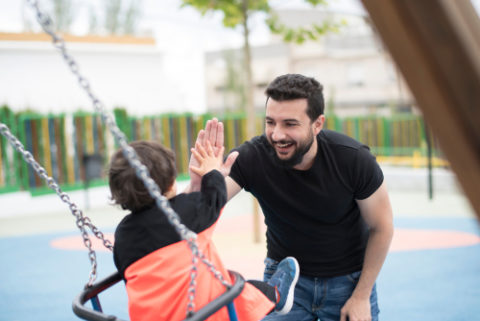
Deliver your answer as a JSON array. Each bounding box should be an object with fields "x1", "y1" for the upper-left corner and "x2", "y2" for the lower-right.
[{"x1": 188, "y1": 74, "x2": 393, "y2": 321}]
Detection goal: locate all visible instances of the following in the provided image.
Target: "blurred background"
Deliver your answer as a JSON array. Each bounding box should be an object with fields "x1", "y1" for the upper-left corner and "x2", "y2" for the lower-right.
[{"x1": 1, "y1": 1, "x2": 480, "y2": 321}]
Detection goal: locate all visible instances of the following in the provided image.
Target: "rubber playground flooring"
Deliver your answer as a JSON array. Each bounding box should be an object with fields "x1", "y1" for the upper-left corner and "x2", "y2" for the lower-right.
[{"x1": 1, "y1": 186, "x2": 479, "y2": 321}]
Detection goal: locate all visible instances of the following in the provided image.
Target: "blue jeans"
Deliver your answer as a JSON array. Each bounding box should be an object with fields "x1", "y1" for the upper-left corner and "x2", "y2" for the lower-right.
[{"x1": 261, "y1": 258, "x2": 379, "y2": 321}]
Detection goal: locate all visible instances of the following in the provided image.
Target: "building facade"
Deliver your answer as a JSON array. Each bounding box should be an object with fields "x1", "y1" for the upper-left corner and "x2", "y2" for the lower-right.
[
  {"x1": 204, "y1": 11, "x2": 415, "y2": 117},
  {"x1": 0, "y1": 32, "x2": 205, "y2": 116}
]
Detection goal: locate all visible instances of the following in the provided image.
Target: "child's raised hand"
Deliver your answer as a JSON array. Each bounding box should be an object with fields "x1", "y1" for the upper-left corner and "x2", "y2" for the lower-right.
[
  {"x1": 187, "y1": 118, "x2": 224, "y2": 192},
  {"x1": 189, "y1": 140, "x2": 225, "y2": 177}
]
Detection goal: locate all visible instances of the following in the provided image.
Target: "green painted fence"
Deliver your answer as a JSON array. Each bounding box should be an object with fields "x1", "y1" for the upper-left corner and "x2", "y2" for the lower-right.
[
  {"x1": 0, "y1": 105, "x2": 21, "y2": 193},
  {"x1": 0, "y1": 106, "x2": 446, "y2": 195}
]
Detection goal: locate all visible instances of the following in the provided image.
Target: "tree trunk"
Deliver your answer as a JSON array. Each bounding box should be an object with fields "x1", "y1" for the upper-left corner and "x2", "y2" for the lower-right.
[
  {"x1": 241, "y1": 0, "x2": 255, "y2": 140},
  {"x1": 241, "y1": 0, "x2": 261, "y2": 243}
]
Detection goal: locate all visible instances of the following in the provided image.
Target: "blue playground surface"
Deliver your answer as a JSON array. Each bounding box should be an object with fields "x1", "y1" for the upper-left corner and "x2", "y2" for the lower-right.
[{"x1": 1, "y1": 185, "x2": 480, "y2": 321}]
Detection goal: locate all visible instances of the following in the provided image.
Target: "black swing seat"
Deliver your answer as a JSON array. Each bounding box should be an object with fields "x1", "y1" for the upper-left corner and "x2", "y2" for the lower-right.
[{"x1": 72, "y1": 270, "x2": 245, "y2": 321}]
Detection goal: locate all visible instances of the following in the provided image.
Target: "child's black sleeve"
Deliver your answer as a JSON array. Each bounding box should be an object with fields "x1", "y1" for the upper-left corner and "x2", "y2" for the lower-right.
[
  {"x1": 172, "y1": 169, "x2": 227, "y2": 233},
  {"x1": 200, "y1": 169, "x2": 227, "y2": 210}
]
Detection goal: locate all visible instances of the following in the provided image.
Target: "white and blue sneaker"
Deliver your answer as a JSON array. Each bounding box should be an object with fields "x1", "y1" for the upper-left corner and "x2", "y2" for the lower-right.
[{"x1": 267, "y1": 257, "x2": 300, "y2": 315}]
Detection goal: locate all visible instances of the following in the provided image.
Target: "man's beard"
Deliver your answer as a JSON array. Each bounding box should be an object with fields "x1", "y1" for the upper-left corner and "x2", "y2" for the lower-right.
[{"x1": 268, "y1": 133, "x2": 315, "y2": 169}]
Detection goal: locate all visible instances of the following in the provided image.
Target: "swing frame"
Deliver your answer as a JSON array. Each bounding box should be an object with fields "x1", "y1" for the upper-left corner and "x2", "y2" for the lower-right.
[{"x1": 72, "y1": 270, "x2": 245, "y2": 321}]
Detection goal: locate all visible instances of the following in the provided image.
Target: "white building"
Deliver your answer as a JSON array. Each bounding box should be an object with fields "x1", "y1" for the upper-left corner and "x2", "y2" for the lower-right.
[{"x1": 0, "y1": 32, "x2": 205, "y2": 116}]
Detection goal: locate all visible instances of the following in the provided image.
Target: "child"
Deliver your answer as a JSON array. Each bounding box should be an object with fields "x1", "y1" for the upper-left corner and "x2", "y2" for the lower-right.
[{"x1": 109, "y1": 140, "x2": 299, "y2": 321}]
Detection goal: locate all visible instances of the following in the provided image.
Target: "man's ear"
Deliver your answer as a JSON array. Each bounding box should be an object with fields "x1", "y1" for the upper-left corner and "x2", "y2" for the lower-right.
[{"x1": 313, "y1": 115, "x2": 325, "y2": 135}]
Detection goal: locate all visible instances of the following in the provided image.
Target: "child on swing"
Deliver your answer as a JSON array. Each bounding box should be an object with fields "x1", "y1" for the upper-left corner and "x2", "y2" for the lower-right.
[{"x1": 109, "y1": 140, "x2": 299, "y2": 321}]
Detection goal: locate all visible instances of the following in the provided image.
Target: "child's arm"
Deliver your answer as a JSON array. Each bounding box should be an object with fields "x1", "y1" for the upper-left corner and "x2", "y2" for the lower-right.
[
  {"x1": 184, "y1": 119, "x2": 238, "y2": 193},
  {"x1": 190, "y1": 141, "x2": 233, "y2": 177},
  {"x1": 180, "y1": 141, "x2": 231, "y2": 231}
]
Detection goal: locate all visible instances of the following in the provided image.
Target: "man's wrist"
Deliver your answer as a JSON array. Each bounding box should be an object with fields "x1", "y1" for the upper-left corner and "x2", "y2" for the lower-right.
[{"x1": 351, "y1": 284, "x2": 372, "y2": 301}]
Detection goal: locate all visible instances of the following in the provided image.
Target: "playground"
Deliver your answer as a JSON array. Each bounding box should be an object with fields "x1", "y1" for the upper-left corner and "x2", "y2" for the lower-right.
[
  {"x1": 1, "y1": 1, "x2": 479, "y2": 320},
  {"x1": 1, "y1": 165, "x2": 479, "y2": 321}
]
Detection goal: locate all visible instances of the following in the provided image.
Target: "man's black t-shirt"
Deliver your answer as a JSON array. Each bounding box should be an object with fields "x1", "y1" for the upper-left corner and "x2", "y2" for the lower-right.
[{"x1": 229, "y1": 130, "x2": 384, "y2": 277}]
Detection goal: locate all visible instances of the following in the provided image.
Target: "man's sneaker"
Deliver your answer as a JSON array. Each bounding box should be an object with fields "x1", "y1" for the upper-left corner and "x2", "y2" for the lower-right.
[{"x1": 267, "y1": 257, "x2": 299, "y2": 315}]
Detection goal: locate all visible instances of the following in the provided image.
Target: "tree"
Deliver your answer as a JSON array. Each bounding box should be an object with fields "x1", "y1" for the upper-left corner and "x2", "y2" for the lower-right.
[
  {"x1": 87, "y1": 5, "x2": 99, "y2": 34},
  {"x1": 87, "y1": 0, "x2": 143, "y2": 35},
  {"x1": 104, "y1": 0, "x2": 123, "y2": 35},
  {"x1": 21, "y1": 0, "x2": 75, "y2": 33},
  {"x1": 51, "y1": 0, "x2": 75, "y2": 32},
  {"x1": 123, "y1": 1, "x2": 142, "y2": 35},
  {"x1": 181, "y1": 0, "x2": 341, "y2": 140}
]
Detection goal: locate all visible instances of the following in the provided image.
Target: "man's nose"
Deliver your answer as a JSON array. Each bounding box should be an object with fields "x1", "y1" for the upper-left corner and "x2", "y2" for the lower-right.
[{"x1": 271, "y1": 126, "x2": 286, "y2": 141}]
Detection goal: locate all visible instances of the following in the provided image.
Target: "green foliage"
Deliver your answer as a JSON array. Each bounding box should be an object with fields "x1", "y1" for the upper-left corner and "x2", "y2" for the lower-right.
[
  {"x1": 0, "y1": 104, "x2": 12, "y2": 114},
  {"x1": 51, "y1": 0, "x2": 75, "y2": 32},
  {"x1": 305, "y1": 0, "x2": 328, "y2": 4},
  {"x1": 181, "y1": 0, "x2": 342, "y2": 42},
  {"x1": 89, "y1": 0, "x2": 143, "y2": 35},
  {"x1": 181, "y1": 0, "x2": 270, "y2": 28},
  {"x1": 266, "y1": 13, "x2": 346, "y2": 44},
  {"x1": 105, "y1": 0, "x2": 123, "y2": 34},
  {"x1": 123, "y1": 1, "x2": 142, "y2": 34}
]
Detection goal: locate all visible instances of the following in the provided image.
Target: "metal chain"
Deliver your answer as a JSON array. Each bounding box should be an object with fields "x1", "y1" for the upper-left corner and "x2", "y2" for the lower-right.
[
  {"x1": 25, "y1": 0, "x2": 231, "y2": 315},
  {"x1": 0, "y1": 123, "x2": 109, "y2": 286}
]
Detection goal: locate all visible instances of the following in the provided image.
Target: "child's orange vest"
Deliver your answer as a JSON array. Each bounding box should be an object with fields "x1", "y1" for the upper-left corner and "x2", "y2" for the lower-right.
[{"x1": 124, "y1": 220, "x2": 274, "y2": 321}]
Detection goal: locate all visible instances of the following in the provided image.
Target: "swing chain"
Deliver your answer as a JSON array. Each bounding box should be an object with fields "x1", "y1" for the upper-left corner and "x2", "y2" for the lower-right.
[
  {"x1": 0, "y1": 123, "x2": 104, "y2": 286},
  {"x1": 26, "y1": 0, "x2": 231, "y2": 314},
  {"x1": 187, "y1": 245, "x2": 199, "y2": 316}
]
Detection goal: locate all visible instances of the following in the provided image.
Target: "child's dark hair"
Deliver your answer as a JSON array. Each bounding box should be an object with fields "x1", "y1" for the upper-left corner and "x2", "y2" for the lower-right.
[
  {"x1": 108, "y1": 141, "x2": 176, "y2": 212},
  {"x1": 265, "y1": 74, "x2": 325, "y2": 121}
]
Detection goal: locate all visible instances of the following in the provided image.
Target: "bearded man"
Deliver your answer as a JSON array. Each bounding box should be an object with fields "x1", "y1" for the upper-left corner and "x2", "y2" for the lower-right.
[{"x1": 188, "y1": 74, "x2": 394, "y2": 321}]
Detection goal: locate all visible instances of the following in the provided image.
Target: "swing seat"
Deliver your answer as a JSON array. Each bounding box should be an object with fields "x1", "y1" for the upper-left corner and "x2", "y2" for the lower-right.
[{"x1": 72, "y1": 270, "x2": 245, "y2": 321}]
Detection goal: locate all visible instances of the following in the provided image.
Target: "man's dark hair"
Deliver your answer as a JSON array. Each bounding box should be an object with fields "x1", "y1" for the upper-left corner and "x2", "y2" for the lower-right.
[
  {"x1": 265, "y1": 74, "x2": 325, "y2": 121},
  {"x1": 108, "y1": 141, "x2": 176, "y2": 212}
]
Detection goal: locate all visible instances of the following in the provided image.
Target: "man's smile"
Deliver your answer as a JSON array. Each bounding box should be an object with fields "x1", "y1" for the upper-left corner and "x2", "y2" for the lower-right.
[{"x1": 273, "y1": 141, "x2": 295, "y2": 155}]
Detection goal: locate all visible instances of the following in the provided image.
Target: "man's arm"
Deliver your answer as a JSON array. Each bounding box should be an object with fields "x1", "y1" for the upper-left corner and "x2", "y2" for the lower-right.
[
  {"x1": 225, "y1": 176, "x2": 242, "y2": 202},
  {"x1": 340, "y1": 182, "x2": 394, "y2": 321}
]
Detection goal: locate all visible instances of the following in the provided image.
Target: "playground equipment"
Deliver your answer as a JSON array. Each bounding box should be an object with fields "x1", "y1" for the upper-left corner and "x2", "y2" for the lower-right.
[{"x1": 0, "y1": 1, "x2": 246, "y2": 320}]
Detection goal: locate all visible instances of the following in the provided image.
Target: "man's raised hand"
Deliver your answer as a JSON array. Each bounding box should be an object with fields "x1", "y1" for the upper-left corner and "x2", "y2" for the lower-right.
[{"x1": 187, "y1": 118, "x2": 237, "y2": 192}]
